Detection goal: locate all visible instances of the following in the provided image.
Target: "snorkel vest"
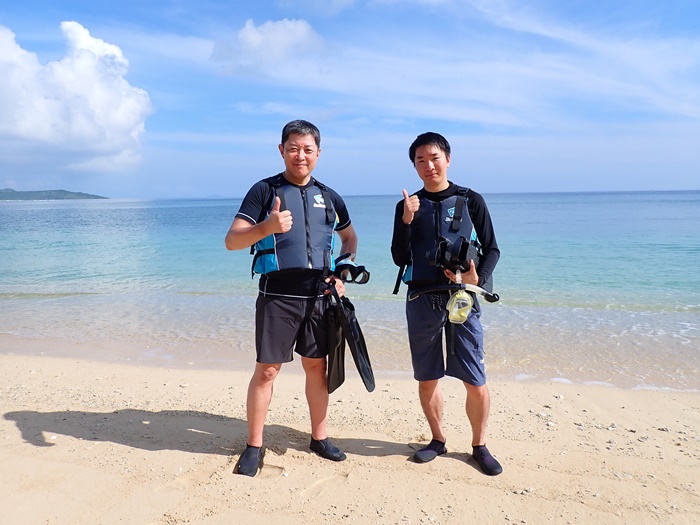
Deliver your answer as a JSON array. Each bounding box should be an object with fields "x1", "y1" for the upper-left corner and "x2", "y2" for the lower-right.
[
  {"x1": 403, "y1": 187, "x2": 478, "y2": 284},
  {"x1": 251, "y1": 174, "x2": 338, "y2": 275}
]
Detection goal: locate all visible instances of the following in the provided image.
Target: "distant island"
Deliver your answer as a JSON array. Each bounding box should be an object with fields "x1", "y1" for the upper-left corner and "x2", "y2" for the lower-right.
[{"x1": 0, "y1": 188, "x2": 108, "y2": 200}]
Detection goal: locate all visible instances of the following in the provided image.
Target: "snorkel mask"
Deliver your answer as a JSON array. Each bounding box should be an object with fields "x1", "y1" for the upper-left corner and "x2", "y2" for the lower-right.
[
  {"x1": 446, "y1": 269, "x2": 472, "y2": 324},
  {"x1": 446, "y1": 289, "x2": 474, "y2": 324},
  {"x1": 333, "y1": 253, "x2": 371, "y2": 284},
  {"x1": 407, "y1": 274, "x2": 499, "y2": 324}
]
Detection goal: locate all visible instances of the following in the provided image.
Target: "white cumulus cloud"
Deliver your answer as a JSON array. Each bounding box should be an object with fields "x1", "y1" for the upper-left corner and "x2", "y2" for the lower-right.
[
  {"x1": 212, "y1": 19, "x2": 324, "y2": 72},
  {"x1": 0, "y1": 21, "x2": 152, "y2": 172}
]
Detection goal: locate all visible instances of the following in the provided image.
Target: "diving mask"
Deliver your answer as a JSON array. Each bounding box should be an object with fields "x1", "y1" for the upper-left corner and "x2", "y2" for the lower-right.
[
  {"x1": 333, "y1": 253, "x2": 370, "y2": 284},
  {"x1": 446, "y1": 289, "x2": 474, "y2": 324}
]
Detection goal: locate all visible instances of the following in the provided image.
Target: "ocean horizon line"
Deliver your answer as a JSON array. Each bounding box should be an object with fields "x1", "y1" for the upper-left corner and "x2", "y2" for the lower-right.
[{"x1": 31, "y1": 187, "x2": 697, "y2": 202}]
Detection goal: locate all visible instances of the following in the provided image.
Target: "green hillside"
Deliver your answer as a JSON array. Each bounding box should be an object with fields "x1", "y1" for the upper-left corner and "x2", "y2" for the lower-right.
[{"x1": 0, "y1": 188, "x2": 108, "y2": 200}]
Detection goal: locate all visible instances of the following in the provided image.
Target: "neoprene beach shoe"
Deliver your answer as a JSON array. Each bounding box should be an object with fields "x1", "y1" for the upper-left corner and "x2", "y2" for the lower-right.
[
  {"x1": 310, "y1": 438, "x2": 347, "y2": 461},
  {"x1": 472, "y1": 445, "x2": 503, "y2": 476},
  {"x1": 235, "y1": 444, "x2": 265, "y2": 477},
  {"x1": 413, "y1": 439, "x2": 447, "y2": 463}
]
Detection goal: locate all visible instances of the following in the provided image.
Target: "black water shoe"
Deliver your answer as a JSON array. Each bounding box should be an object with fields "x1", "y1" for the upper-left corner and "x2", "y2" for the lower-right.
[
  {"x1": 310, "y1": 438, "x2": 347, "y2": 461},
  {"x1": 235, "y1": 444, "x2": 264, "y2": 477},
  {"x1": 413, "y1": 439, "x2": 447, "y2": 463},
  {"x1": 472, "y1": 445, "x2": 503, "y2": 476}
]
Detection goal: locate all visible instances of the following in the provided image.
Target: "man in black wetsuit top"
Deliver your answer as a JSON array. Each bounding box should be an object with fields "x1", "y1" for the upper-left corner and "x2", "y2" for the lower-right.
[
  {"x1": 226, "y1": 120, "x2": 358, "y2": 476},
  {"x1": 391, "y1": 132, "x2": 503, "y2": 475}
]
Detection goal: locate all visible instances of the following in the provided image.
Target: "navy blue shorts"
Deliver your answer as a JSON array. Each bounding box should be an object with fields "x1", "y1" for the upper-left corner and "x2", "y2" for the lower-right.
[
  {"x1": 406, "y1": 292, "x2": 486, "y2": 386},
  {"x1": 255, "y1": 293, "x2": 329, "y2": 364}
]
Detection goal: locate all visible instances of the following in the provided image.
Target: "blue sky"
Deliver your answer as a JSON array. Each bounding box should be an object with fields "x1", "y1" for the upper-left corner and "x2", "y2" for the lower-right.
[{"x1": 1, "y1": 0, "x2": 699, "y2": 198}]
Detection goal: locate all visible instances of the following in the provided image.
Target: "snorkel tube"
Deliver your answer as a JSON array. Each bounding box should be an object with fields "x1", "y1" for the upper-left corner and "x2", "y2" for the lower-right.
[{"x1": 407, "y1": 282, "x2": 499, "y2": 303}]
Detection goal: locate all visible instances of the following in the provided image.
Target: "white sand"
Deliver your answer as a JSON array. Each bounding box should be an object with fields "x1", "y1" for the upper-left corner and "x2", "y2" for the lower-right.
[{"x1": 1, "y1": 352, "x2": 698, "y2": 525}]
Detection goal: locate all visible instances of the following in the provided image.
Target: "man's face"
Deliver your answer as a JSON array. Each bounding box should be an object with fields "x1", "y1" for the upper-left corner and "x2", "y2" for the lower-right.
[
  {"x1": 279, "y1": 133, "x2": 320, "y2": 184},
  {"x1": 414, "y1": 144, "x2": 450, "y2": 191}
]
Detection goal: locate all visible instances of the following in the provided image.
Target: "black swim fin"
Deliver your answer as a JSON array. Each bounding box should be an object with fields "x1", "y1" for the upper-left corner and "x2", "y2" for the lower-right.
[
  {"x1": 327, "y1": 287, "x2": 375, "y2": 393},
  {"x1": 326, "y1": 295, "x2": 346, "y2": 394}
]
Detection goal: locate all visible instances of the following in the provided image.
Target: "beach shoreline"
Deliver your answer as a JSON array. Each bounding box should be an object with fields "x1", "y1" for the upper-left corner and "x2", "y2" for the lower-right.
[
  {"x1": 1, "y1": 348, "x2": 698, "y2": 525},
  {"x1": 2, "y1": 329, "x2": 697, "y2": 394}
]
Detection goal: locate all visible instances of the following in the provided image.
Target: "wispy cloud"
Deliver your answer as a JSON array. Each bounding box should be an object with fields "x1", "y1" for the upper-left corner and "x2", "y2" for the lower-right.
[
  {"x1": 467, "y1": 0, "x2": 700, "y2": 118},
  {"x1": 1, "y1": 1, "x2": 699, "y2": 196},
  {"x1": 200, "y1": 4, "x2": 699, "y2": 135},
  {"x1": 278, "y1": 0, "x2": 358, "y2": 15},
  {"x1": 212, "y1": 18, "x2": 324, "y2": 73}
]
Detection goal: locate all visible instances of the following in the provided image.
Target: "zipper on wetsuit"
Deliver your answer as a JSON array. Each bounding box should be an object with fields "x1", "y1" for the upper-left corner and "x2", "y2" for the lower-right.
[
  {"x1": 434, "y1": 201, "x2": 441, "y2": 253},
  {"x1": 301, "y1": 188, "x2": 313, "y2": 268}
]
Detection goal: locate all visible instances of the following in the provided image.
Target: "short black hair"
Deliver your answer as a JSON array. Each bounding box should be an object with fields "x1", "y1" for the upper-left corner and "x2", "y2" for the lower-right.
[
  {"x1": 408, "y1": 132, "x2": 451, "y2": 163},
  {"x1": 281, "y1": 120, "x2": 321, "y2": 148}
]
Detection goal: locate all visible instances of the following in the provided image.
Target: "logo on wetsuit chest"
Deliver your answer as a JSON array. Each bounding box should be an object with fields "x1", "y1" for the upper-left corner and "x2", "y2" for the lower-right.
[
  {"x1": 445, "y1": 206, "x2": 455, "y2": 222},
  {"x1": 313, "y1": 194, "x2": 327, "y2": 208}
]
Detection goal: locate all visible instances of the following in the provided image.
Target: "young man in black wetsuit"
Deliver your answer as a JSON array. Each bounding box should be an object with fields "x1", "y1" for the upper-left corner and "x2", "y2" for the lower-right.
[
  {"x1": 391, "y1": 132, "x2": 503, "y2": 475},
  {"x1": 225, "y1": 120, "x2": 358, "y2": 476}
]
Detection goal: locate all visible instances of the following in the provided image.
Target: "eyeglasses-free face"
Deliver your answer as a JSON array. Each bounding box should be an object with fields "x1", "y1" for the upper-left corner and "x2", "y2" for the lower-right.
[
  {"x1": 413, "y1": 144, "x2": 450, "y2": 193},
  {"x1": 279, "y1": 133, "x2": 320, "y2": 185}
]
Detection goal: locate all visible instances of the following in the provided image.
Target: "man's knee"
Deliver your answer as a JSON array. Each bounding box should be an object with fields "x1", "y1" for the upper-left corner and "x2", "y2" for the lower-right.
[
  {"x1": 418, "y1": 379, "x2": 440, "y2": 393},
  {"x1": 301, "y1": 356, "x2": 326, "y2": 374},
  {"x1": 255, "y1": 363, "x2": 281, "y2": 383},
  {"x1": 464, "y1": 382, "x2": 488, "y2": 398}
]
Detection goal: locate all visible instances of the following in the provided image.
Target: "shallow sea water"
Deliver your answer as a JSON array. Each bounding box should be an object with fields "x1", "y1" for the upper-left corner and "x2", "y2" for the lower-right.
[{"x1": 1, "y1": 191, "x2": 698, "y2": 390}]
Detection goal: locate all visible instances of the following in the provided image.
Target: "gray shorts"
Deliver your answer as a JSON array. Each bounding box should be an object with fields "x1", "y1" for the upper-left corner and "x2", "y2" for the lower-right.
[
  {"x1": 255, "y1": 293, "x2": 329, "y2": 364},
  {"x1": 406, "y1": 291, "x2": 486, "y2": 386}
]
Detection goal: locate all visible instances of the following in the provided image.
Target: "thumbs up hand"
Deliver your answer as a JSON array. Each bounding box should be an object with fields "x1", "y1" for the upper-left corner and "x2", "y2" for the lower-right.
[
  {"x1": 266, "y1": 196, "x2": 293, "y2": 233},
  {"x1": 402, "y1": 189, "x2": 420, "y2": 225}
]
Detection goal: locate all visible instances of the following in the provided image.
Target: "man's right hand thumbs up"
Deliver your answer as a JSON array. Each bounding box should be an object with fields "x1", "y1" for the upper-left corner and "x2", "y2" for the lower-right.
[
  {"x1": 402, "y1": 189, "x2": 420, "y2": 225},
  {"x1": 266, "y1": 196, "x2": 293, "y2": 233}
]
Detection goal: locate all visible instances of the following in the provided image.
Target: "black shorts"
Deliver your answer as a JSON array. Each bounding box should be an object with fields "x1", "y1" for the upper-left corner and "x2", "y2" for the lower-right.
[
  {"x1": 406, "y1": 291, "x2": 486, "y2": 386},
  {"x1": 255, "y1": 293, "x2": 330, "y2": 364}
]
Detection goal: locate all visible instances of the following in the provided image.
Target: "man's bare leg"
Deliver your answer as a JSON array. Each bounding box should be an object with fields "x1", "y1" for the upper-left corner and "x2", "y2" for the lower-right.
[
  {"x1": 464, "y1": 382, "x2": 502, "y2": 475},
  {"x1": 413, "y1": 379, "x2": 448, "y2": 462},
  {"x1": 301, "y1": 356, "x2": 329, "y2": 440},
  {"x1": 464, "y1": 382, "x2": 489, "y2": 446},
  {"x1": 302, "y1": 356, "x2": 346, "y2": 461},
  {"x1": 419, "y1": 379, "x2": 446, "y2": 443},
  {"x1": 236, "y1": 362, "x2": 281, "y2": 476},
  {"x1": 246, "y1": 362, "x2": 281, "y2": 447}
]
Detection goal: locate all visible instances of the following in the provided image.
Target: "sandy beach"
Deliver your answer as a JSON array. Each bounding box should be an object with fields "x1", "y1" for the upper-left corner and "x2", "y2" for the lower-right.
[{"x1": 1, "y1": 345, "x2": 698, "y2": 525}]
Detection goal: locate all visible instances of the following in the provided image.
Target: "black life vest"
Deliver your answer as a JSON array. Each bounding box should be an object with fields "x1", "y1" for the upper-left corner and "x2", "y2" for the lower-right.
[
  {"x1": 251, "y1": 174, "x2": 337, "y2": 276},
  {"x1": 393, "y1": 187, "x2": 478, "y2": 293}
]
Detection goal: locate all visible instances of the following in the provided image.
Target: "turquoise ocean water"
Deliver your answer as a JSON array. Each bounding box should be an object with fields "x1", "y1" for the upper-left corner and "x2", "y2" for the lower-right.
[{"x1": 1, "y1": 191, "x2": 698, "y2": 390}]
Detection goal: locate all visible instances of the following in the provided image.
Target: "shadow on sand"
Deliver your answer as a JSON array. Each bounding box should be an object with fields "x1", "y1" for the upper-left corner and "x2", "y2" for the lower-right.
[{"x1": 3, "y1": 408, "x2": 412, "y2": 459}]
